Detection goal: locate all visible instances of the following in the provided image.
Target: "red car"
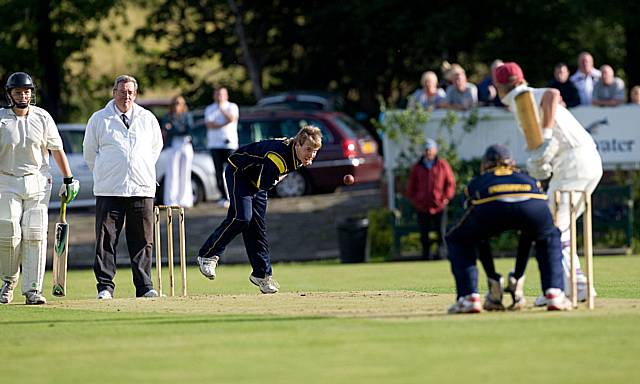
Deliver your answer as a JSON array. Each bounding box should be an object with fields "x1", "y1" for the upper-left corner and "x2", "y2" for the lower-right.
[{"x1": 237, "y1": 109, "x2": 383, "y2": 197}]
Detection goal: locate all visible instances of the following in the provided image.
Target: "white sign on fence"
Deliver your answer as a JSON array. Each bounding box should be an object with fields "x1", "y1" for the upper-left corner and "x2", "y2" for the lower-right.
[{"x1": 382, "y1": 105, "x2": 640, "y2": 209}]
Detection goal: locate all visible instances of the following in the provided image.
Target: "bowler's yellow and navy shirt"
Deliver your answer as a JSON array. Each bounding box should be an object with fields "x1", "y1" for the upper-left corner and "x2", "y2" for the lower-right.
[
  {"x1": 228, "y1": 138, "x2": 302, "y2": 191},
  {"x1": 465, "y1": 166, "x2": 546, "y2": 206}
]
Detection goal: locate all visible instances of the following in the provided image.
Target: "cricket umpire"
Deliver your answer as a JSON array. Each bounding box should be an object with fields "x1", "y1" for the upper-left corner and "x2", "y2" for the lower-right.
[
  {"x1": 446, "y1": 144, "x2": 570, "y2": 314},
  {"x1": 197, "y1": 125, "x2": 323, "y2": 294}
]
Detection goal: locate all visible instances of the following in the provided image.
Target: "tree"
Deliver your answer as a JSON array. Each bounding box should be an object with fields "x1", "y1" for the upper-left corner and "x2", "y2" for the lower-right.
[
  {"x1": 0, "y1": 0, "x2": 124, "y2": 121},
  {"x1": 134, "y1": 0, "x2": 632, "y2": 116}
]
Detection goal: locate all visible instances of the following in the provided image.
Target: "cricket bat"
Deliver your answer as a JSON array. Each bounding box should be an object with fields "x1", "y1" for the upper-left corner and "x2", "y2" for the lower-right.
[{"x1": 52, "y1": 201, "x2": 69, "y2": 297}]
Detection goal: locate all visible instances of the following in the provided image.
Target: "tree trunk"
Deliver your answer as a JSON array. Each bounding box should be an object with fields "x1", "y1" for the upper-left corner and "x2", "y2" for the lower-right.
[
  {"x1": 35, "y1": 0, "x2": 62, "y2": 121},
  {"x1": 227, "y1": 0, "x2": 263, "y2": 101}
]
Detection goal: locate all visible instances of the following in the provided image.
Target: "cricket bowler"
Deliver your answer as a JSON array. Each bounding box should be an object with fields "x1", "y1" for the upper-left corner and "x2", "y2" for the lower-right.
[
  {"x1": 0, "y1": 72, "x2": 79, "y2": 305},
  {"x1": 494, "y1": 62, "x2": 602, "y2": 305},
  {"x1": 197, "y1": 125, "x2": 322, "y2": 293}
]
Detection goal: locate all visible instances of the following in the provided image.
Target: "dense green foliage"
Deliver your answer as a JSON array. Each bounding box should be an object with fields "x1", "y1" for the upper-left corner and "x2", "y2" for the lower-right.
[
  {"x1": 1, "y1": 1, "x2": 636, "y2": 122},
  {"x1": 0, "y1": 0, "x2": 126, "y2": 121}
]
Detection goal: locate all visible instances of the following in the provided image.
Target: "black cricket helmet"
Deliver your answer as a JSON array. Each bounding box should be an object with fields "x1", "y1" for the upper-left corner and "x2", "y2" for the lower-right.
[{"x1": 5, "y1": 71, "x2": 36, "y2": 108}]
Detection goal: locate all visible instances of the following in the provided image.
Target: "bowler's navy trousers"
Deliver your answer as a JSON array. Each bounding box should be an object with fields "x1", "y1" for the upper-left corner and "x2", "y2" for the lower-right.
[{"x1": 198, "y1": 167, "x2": 272, "y2": 278}]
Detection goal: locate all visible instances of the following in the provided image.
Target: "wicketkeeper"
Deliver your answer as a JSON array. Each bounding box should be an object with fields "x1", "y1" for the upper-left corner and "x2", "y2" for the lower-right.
[
  {"x1": 446, "y1": 145, "x2": 570, "y2": 314},
  {"x1": 197, "y1": 125, "x2": 322, "y2": 293},
  {"x1": 0, "y1": 72, "x2": 79, "y2": 305},
  {"x1": 494, "y1": 62, "x2": 602, "y2": 305}
]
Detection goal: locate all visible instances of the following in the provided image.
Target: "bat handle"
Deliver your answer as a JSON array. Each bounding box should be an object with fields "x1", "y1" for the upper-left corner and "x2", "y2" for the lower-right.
[{"x1": 61, "y1": 201, "x2": 67, "y2": 223}]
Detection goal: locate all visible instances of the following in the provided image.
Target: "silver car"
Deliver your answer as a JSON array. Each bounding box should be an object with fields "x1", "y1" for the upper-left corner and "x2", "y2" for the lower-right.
[{"x1": 49, "y1": 124, "x2": 220, "y2": 208}]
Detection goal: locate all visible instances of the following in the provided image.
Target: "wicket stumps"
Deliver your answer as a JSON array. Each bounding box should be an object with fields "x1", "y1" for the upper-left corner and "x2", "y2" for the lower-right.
[
  {"x1": 153, "y1": 205, "x2": 187, "y2": 297},
  {"x1": 553, "y1": 190, "x2": 594, "y2": 309}
]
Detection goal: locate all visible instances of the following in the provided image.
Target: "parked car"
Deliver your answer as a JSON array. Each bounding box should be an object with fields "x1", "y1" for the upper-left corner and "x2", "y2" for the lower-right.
[
  {"x1": 49, "y1": 124, "x2": 220, "y2": 208},
  {"x1": 186, "y1": 109, "x2": 383, "y2": 197},
  {"x1": 256, "y1": 91, "x2": 345, "y2": 111}
]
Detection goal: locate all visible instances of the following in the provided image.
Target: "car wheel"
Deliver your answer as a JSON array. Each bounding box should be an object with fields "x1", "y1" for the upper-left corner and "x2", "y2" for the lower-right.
[
  {"x1": 192, "y1": 176, "x2": 205, "y2": 205},
  {"x1": 275, "y1": 171, "x2": 309, "y2": 197}
]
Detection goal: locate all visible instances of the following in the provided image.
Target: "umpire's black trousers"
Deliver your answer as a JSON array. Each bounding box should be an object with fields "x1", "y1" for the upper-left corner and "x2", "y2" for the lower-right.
[{"x1": 93, "y1": 196, "x2": 155, "y2": 297}]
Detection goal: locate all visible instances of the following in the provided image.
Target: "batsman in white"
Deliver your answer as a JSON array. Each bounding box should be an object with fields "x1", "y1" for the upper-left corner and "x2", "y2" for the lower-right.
[
  {"x1": 494, "y1": 62, "x2": 602, "y2": 305},
  {"x1": 0, "y1": 72, "x2": 79, "y2": 305}
]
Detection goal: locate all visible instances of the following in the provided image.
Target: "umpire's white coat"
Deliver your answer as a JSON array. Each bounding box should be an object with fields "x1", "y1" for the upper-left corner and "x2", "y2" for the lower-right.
[{"x1": 83, "y1": 100, "x2": 163, "y2": 198}]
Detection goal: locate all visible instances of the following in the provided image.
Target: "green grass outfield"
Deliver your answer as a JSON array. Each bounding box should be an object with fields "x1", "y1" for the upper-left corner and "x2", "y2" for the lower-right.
[{"x1": 2, "y1": 256, "x2": 639, "y2": 384}]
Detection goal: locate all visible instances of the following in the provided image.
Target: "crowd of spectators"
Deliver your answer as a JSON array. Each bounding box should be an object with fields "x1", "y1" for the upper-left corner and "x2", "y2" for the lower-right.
[{"x1": 408, "y1": 51, "x2": 637, "y2": 110}]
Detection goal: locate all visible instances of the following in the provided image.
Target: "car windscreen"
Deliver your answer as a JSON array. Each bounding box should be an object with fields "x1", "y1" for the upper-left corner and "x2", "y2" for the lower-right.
[
  {"x1": 257, "y1": 101, "x2": 326, "y2": 110},
  {"x1": 238, "y1": 118, "x2": 334, "y2": 146},
  {"x1": 331, "y1": 114, "x2": 371, "y2": 139}
]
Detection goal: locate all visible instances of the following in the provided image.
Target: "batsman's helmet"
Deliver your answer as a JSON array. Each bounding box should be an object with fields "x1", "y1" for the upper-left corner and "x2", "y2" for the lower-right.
[
  {"x1": 6, "y1": 72, "x2": 35, "y2": 91},
  {"x1": 5, "y1": 72, "x2": 35, "y2": 108}
]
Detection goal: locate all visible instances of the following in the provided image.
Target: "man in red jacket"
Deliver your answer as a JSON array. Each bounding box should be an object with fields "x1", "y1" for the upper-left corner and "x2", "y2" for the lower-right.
[{"x1": 405, "y1": 138, "x2": 456, "y2": 260}]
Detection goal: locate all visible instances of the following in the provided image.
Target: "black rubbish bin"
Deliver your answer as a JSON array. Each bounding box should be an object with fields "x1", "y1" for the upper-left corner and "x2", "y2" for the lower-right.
[{"x1": 336, "y1": 217, "x2": 369, "y2": 263}]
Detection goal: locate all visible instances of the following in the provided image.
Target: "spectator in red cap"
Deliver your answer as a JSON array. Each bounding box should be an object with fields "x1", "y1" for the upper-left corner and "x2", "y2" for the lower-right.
[{"x1": 493, "y1": 61, "x2": 603, "y2": 308}]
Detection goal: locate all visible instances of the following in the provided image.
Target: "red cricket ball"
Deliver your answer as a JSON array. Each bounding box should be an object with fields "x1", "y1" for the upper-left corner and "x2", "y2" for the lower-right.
[{"x1": 343, "y1": 174, "x2": 355, "y2": 185}]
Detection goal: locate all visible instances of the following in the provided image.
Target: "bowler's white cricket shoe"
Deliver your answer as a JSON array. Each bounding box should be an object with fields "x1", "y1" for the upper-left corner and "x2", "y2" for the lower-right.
[
  {"x1": 97, "y1": 290, "x2": 113, "y2": 300},
  {"x1": 249, "y1": 274, "x2": 280, "y2": 294},
  {"x1": 198, "y1": 255, "x2": 220, "y2": 280},
  {"x1": 142, "y1": 289, "x2": 159, "y2": 298},
  {"x1": 448, "y1": 293, "x2": 482, "y2": 314}
]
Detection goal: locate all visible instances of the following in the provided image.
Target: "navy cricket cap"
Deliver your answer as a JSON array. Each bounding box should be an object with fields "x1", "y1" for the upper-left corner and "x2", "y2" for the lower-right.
[{"x1": 482, "y1": 144, "x2": 511, "y2": 163}]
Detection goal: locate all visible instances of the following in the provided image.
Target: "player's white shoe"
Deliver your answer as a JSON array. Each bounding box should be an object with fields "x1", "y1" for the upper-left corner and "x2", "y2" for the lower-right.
[
  {"x1": 142, "y1": 289, "x2": 159, "y2": 298},
  {"x1": 249, "y1": 274, "x2": 280, "y2": 294},
  {"x1": 97, "y1": 290, "x2": 113, "y2": 300},
  {"x1": 0, "y1": 280, "x2": 15, "y2": 304},
  {"x1": 448, "y1": 293, "x2": 482, "y2": 314},
  {"x1": 198, "y1": 255, "x2": 220, "y2": 280},
  {"x1": 25, "y1": 290, "x2": 47, "y2": 305},
  {"x1": 483, "y1": 275, "x2": 505, "y2": 311},
  {"x1": 545, "y1": 288, "x2": 572, "y2": 311}
]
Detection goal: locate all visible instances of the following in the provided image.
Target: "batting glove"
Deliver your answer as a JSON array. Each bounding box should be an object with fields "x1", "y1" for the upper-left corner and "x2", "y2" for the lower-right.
[
  {"x1": 526, "y1": 159, "x2": 552, "y2": 180},
  {"x1": 58, "y1": 176, "x2": 80, "y2": 204},
  {"x1": 526, "y1": 137, "x2": 559, "y2": 165}
]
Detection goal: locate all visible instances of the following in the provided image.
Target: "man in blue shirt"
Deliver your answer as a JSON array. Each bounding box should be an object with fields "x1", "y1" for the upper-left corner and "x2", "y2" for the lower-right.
[
  {"x1": 197, "y1": 126, "x2": 322, "y2": 294},
  {"x1": 446, "y1": 144, "x2": 570, "y2": 314}
]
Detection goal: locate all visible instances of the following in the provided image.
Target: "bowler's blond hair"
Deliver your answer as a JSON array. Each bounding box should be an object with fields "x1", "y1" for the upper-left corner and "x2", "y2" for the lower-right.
[{"x1": 295, "y1": 125, "x2": 322, "y2": 149}]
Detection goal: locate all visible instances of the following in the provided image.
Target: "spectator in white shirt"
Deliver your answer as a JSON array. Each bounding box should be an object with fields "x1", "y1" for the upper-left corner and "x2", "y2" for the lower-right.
[
  {"x1": 569, "y1": 52, "x2": 601, "y2": 105},
  {"x1": 204, "y1": 87, "x2": 239, "y2": 207}
]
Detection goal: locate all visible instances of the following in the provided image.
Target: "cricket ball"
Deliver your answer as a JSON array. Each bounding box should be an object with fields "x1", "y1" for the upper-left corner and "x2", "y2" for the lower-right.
[{"x1": 343, "y1": 174, "x2": 355, "y2": 185}]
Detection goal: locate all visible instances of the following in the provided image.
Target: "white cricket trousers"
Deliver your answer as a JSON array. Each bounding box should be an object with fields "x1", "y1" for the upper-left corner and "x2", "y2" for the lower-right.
[
  {"x1": 0, "y1": 173, "x2": 51, "y2": 294},
  {"x1": 547, "y1": 146, "x2": 603, "y2": 285},
  {"x1": 163, "y1": 136, "x2": 194, "y2": 207}
]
